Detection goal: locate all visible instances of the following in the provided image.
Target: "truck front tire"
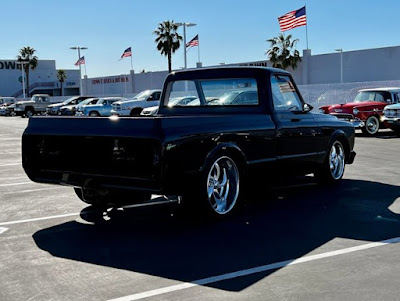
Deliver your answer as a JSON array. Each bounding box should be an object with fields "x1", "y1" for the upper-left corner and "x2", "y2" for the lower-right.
[{"x1": 315, "y1": 140, "x2": 345, "y2": 184}]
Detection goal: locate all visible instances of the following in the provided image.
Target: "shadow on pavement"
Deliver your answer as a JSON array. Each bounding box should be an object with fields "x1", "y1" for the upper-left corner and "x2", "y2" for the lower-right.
[
  {"x1": 355, "y1": 130, "x2": 399, "y2": 139},
  {"x1": 32, "y1": 179, "x2": 400, "y2": 292}
]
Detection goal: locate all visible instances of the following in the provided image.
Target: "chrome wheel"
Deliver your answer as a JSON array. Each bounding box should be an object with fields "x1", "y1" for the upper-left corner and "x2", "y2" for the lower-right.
[
  {"x1": 329, "y1": 141, "x2": 345, "y2": 180},
  {"x1": 365, "y1": 116, "x2": 379, "y2": 135},
  {"x1": 206, "y1": 156, "x2": 240, "y2": 215}
]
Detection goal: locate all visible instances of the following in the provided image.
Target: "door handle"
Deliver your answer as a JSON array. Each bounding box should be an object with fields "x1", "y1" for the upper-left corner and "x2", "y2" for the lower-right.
[{"x1": 291, "y1": 118, "x2": 301, "y2": 122}]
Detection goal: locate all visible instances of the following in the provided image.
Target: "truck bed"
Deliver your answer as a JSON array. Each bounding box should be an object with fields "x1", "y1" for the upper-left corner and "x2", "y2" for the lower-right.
[{"x1": 22, "y1": 114, "x2": 275, "y2": 193}]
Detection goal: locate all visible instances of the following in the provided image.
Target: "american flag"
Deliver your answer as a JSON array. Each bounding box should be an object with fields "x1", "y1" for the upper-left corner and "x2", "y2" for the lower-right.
[
  {"x1": 74, "y1": 56, "x2": 85, "y2": 66},
  {"x1": 278, "y1": 6, "x2": 307, "y2": 32},
  {"x1": 186, "y1": 35, "x2": 199, "y2": 48},
  {"x1": 121, "y1": 47, "x2": 132, "y2": 59}
]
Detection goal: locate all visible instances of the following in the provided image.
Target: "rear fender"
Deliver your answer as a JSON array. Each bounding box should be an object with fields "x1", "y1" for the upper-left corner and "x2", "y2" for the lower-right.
[{"x1": 201, "y1": 143, "x2": 247, "y2": 173}]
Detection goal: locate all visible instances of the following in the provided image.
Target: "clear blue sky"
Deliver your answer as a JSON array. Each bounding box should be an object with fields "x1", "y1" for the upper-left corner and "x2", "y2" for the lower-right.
[{"x1": 1, "y1": 0, "x2": 399, "y2": 77}]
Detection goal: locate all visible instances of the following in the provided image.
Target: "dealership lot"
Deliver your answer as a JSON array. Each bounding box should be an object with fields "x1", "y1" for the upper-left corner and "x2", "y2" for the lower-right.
[{"x1": 1, "y1": 117, "x2": 400, "y2": 301}]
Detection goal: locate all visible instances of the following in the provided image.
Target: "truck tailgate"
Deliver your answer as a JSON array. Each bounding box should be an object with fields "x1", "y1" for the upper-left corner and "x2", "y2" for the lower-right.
[{"x1": 22, "y1": 116, "x2": 163, "y2": 191}]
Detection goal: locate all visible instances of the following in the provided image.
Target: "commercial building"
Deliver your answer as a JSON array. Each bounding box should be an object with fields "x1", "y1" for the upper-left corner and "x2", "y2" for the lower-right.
[
  {"x1": 82, "y1": 45, "x2": 400, "y2": 99},
  {"x1": 0, "y1": 60, "x2": 80, "y2": 98},
  {"x1": 2, "y1": 45, "x2": 400, "y2": 104}
]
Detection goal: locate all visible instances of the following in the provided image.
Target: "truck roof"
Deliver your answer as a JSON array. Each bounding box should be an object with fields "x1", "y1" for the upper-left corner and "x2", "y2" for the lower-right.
[{"x1": 170, "y1": 66, "x2": 290, "y2": 77}]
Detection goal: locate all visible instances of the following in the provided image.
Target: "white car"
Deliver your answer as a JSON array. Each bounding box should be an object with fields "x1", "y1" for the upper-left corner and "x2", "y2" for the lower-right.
[
  {"x1": 383, "y1": 102, "x2": 400, "y2": 135},
  {"x1": 140, "y1": 96, "x2": 197, "y2": 116},
  {"x1": 111, "y1": 89, "x2": 161, "y2": 116},
  {"x1": 0, "y1": 97, "x2": 16, "y2": 116}
]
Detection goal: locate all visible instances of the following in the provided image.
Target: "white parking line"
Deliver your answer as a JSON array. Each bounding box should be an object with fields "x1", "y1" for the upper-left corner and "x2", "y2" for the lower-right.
[
  {"x1": 108, "y1": 237, "x2": 400, "y2": 301},
  {"x1": 3, "y1": 187, "x2": 64, "y2": 195},
  {"x1": 0, "y1": 227, "x2": 8, "y2": 235},
  {"x1": 0, "y1": 182, "x2": 33, "y2": 187},
  {"x1": 0, "y1": 213, "x2": 79, "y2": 226},
  {"x1": 0, "y1": 163, "x2": 21, "y2": 167}
]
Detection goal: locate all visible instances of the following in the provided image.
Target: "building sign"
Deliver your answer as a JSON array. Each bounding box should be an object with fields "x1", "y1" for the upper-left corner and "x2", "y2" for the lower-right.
[
  {"x1": 0, "y1": 61, "x2": 24, "y2": 70},
  {"x1": 92, "y1": 76, "x2": 129, "y2": 85},
  {"x1": 238, "y1": 61, "x2": 268, "y2": 67}
]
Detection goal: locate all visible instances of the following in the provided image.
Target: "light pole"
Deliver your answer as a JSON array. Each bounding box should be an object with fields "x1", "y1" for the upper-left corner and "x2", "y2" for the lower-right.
[
  {"x1": 70, "y1": 46, "x2": 87, "y2": 95},
  {"x1": 19, "y1": 61, "x2": 28, "y2": 98},
  {"x1": 173, "y1": 22, "x2": 196, "y2": 69},
  {"x1": 335, "y1": 48, "x2": 343, "y2": 83}
]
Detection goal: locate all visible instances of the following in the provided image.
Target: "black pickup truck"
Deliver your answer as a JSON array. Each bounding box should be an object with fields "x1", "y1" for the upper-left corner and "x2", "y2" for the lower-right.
[{"x1": 22, "y1": 67, "x2": 356, "y2": 217}]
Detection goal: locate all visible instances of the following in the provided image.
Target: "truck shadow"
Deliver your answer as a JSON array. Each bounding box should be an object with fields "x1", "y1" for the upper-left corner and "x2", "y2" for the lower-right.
[{"x1": 32, "y1": 179, "x2": 400, "y2": 292}]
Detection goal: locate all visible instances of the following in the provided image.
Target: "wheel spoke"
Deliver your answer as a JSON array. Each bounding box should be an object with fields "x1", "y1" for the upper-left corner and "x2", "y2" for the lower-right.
[
  {"x1": 213, "y1": 163, "x2": 220, "y2": 180},
  {"x1": 217, "y1": 169, "x2": 227, "y2": 188},
  {"x1": 207, "y1": 184, "x2": 214, "y2": 199}
]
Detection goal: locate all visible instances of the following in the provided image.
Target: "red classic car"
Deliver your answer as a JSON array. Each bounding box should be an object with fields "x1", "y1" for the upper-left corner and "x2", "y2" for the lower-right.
[{"x1": 319, "y1": 88, "x2": 400, "y2": 135}]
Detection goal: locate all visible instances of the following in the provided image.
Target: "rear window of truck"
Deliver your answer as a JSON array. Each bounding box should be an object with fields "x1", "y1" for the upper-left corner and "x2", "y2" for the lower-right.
[{"x1": 165, "y1": 78, "x2": 259, "y2": 107}]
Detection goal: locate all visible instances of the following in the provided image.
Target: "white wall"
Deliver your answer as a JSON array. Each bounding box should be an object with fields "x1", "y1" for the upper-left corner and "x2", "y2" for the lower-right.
[{"x1": 83, "y1": 45, "x2": 400, "y2": 96}]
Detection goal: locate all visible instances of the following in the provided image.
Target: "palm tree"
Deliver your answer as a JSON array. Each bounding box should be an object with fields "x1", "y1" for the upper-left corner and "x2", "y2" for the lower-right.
[
  {"x1": 266, "y1": 34, "x2": 301, "y2": 70},
  {"x1": 17, "y1": 46, "x2": 38, "y2": 97},
  {"x1": 154, "y1": 20, "x2": 182, "y2": 73},
  {"x1": 57, "y1": 70, "x2": 67, "y2": 96}
]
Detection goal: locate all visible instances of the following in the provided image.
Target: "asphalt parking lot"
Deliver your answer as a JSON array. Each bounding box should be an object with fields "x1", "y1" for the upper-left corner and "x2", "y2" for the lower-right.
[{"x1": 1, "y1": 116, "x2": 400, "y2": 301}]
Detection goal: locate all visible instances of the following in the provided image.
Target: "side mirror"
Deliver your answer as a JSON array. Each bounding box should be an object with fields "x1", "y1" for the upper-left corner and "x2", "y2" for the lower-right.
[{"x1": 303, "y1": 103, "x2": 313, "y2": 112}]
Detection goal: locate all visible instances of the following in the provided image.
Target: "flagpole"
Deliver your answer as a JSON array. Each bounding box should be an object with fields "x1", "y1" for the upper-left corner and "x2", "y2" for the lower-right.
[
  {"x1": 197, "y1": 35, "x2": 201, "y2": 63},
  {"x1": 130, "y1": 54, "x2": 133, "y2": 71},
  {"x1": 305, "y1": 5, "x2": 309, "y2": 49}
]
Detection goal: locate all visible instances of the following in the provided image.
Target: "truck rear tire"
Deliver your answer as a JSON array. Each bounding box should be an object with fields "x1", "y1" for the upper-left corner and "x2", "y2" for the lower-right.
[{"x1": 181, "y1": 154, "x2": 242, "y2": 219}]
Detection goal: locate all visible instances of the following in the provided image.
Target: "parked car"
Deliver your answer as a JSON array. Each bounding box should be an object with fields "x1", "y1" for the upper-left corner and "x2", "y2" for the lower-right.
[
  {"x1": 14, "y1": 94, "x2": 53, "y2": 117},
  {"x1": 22, "y1": 67, "x2": 356, "y2": 218},
  {"x1": 60, "y1": 97, "x2": 99, "y2": 116},
  {"x1": 319, "y1": 88, "x2": 400, "y2": 135},
  {"x1": 383, "y1": 103, "x2": 400, "y2": 135},
  {"x1": 140, "y1": 96, "x2": 197, "y2": 116},
  {"x1": 207, "y1": 90, "x2": 258, "y2": 105},
  {"x1": 1, "y1": 103, "x2": 16, "y2": 116},
  {"x1": 0, "y1": 97, "x2": 16, "y2": 116},
  {"x1": 77, "y1": 97, "x2": 124, "y2": 117},
  {"x1": 111, "y1": 89, "x2": 161, "y2": 116},
  {"x1": 46, "y1": 96, "x2": 94, "y2": 115}
]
